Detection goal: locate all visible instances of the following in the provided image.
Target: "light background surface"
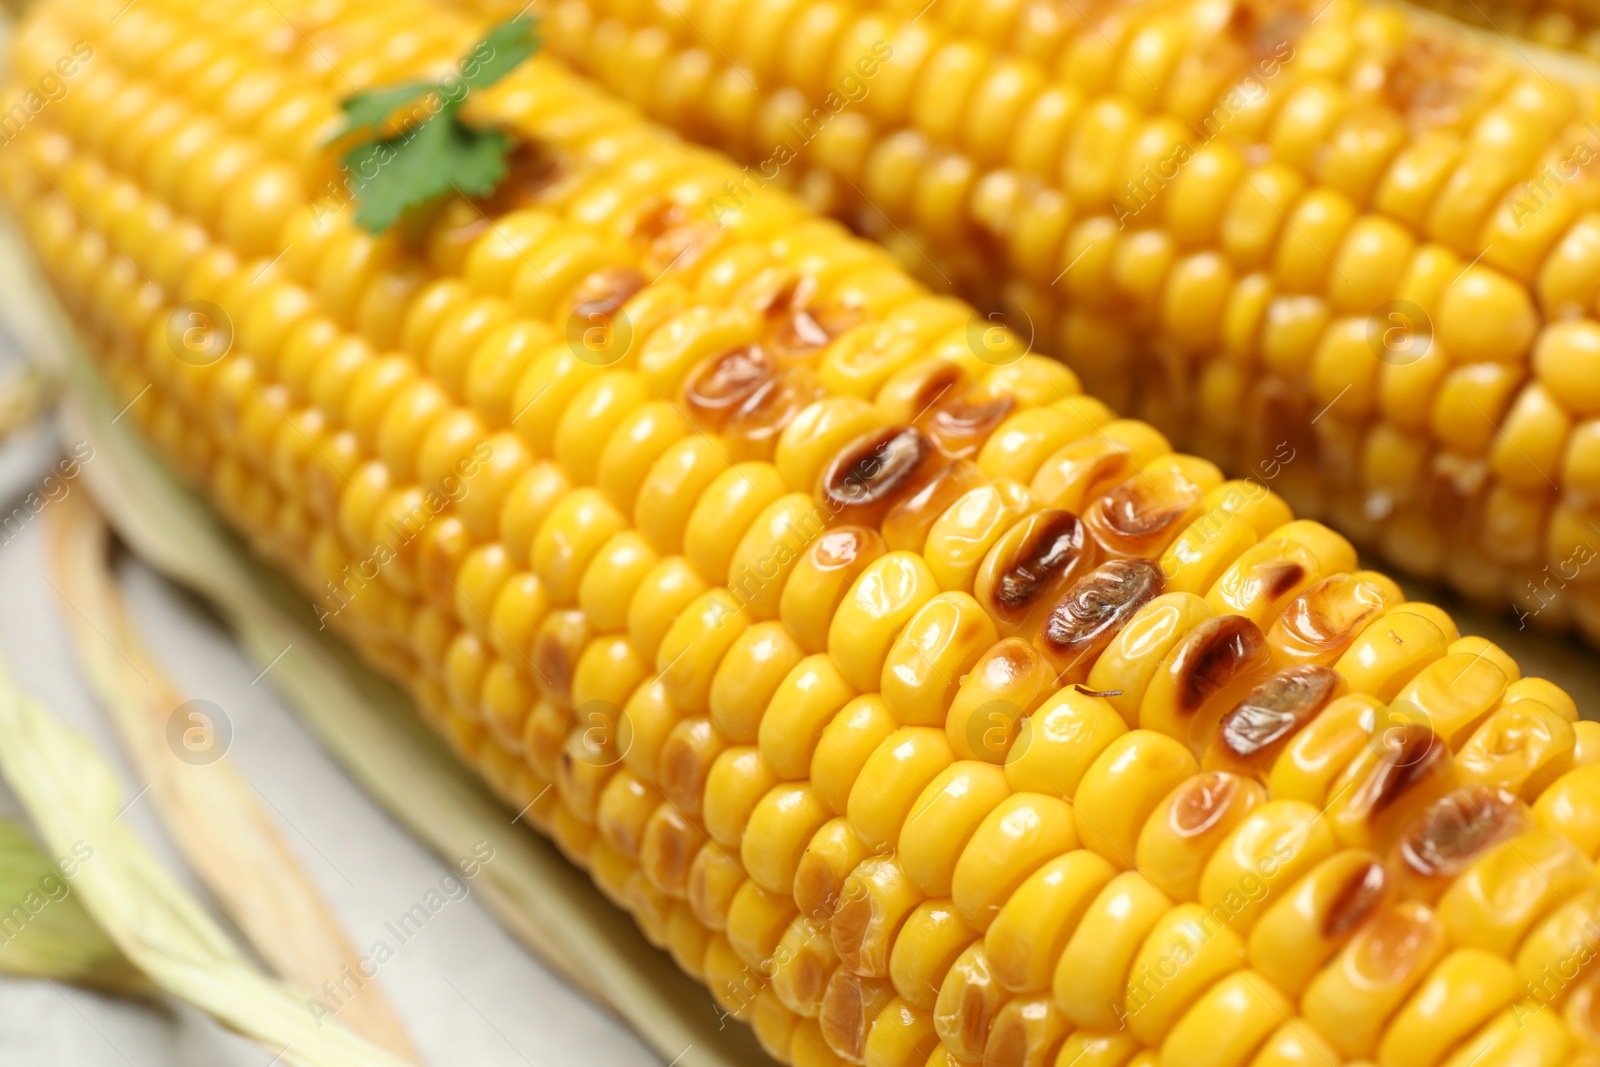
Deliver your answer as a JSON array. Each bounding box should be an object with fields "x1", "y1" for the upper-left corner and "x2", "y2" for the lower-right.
[{"x1": 0, "y1": 394, "x2": 665, "y2": 1066}]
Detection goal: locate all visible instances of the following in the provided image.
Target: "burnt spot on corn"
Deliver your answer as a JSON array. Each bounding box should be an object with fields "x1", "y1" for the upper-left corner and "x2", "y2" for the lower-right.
[
  {"x1": 1174, "y1": 615, "x2": 1268, "y2": 713},
  {"x1": 1216, "y1": 664, "x2": 1340, "y2": 763},
  {"x1": 1384, "y1": 35, "x2": 1493, "y2": 129},
  {"x1": 1358, "y1": 723, "x2": 1448, "y2": 817},
  {"x1": 1323, "y1": 860, "x2": 1391, "y2": 940},
  {"x1": 928, "y1": 393, "x2": 1015, "y2": 458},
  {"x1": 1083, "y1": 471, "x2": 1203, "y2": 559},
  {"x1": 1278, "y1": 574, "x2": 1388, "y2": 653},
  {"x1": 1039, "y1": 558, "x2": 1166, "y2": 665},
  {"x1": 683, "y1": 343, "x2": 773, "y2": 427},
  {"x1": 570, "y1": 265, "x2": 646, "y2": 324},
  {"x1": 1396, "y1": 785, "x2": 1528, "y2": 880},
  {"x1": 995, "y1": 511, "x2": 1090, "y2": 614},
  {"x1": 821, "y1": 426, "x2": 936, "y2": 515},
  {"x1": 1257, "y1": 559, "x2": 1306, "y2": 602},
  {"x1": 1170, "y1": 772, "x2": 1246, "y2": 837}
]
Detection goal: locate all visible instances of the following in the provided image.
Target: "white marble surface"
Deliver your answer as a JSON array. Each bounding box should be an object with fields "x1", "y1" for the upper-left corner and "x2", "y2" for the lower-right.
[{"x1": 0, "y1": 411, "x2": 662, "y2": 1067}]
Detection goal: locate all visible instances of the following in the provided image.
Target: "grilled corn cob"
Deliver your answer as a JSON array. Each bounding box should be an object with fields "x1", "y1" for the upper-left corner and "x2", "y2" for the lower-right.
[
  {"x1": 450, "y1": 0, "x2": 1600, "y2": 645},
  {"x1": 5, "y1": 3, "x2": 1600, "y2": 1067}
]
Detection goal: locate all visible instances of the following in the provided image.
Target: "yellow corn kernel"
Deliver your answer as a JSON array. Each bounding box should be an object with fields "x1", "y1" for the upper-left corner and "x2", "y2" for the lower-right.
[
  {"x1": 1085, "y1": 593, "x2": 1216, "y2": 727},
  {"x1": 1437, "y1": 829, "x2": 1595, "y2": 957},
  {"x1": 641, "y1": 803, "x2": 701, "y2": 899},
  {"x1": 656, "y1": 588, "x2": 750, "y2": 714},
  {"x1": 684, "y1": 461, "x2": 789, "y2": 586},
  {"x1": 1135, "y1": 772, "x2": 1266, "y2": 903},
  {"x1": 577, "y1": 531, "x2": 658, "y2": 635},
  {"x1": 727, "y1": 879, "x2": 799, "y2": 972},
  {"x1": 1377, "y1": 948, "x2": 1521, "y2": 1067},
  {"x1": 1053, "y1": 870, "x2": 1173, "y2": 1030},
  {"x1": 945, "y1": 638, "x2": 1056, "y2": 764},
  {"x1": 1333, "y1": 605, "x2": 1453, "y2": 702},
  {"x1": 1123, "y1": 901, "x2": 1247, "y2": 1046},
  {"x1": 847, "y1": 727, "x2": 956, "y2": 854},
  {"x1": 933, "y1": 942, "x2": 1005, "y2": 1062},
  {"x1": 1436, "y1": 1003, "x2": 1573, "y2": 1067},
  {"x1": 1198, "y1": 799, "x2": 1339, "y2": 936},
  {"x1": 795, "y1": 817, "x2": 870, "y2": 922},
  {"x1": 952, "y1": 793, "x2": 1079, "y2": 932},
  {"x1": 1457, "y1": 702, "x2": 1578, "y2": 800},
  {"x1": 898, "y1": 761, "x2": 1013, "y2": 898},
  {"x1": 775, "y1": 397, "x2": 885, "y2": 496},
  {"x1": 1003, "y1": 686, "x2": 1127, "y2": 798},
  {"x1": 704, "y1": 746, "x2": 779, "y2": 848},
  {"x1": 634, "y1": 435, "x2": 732, "y2": 556},
  {"x1": 888, "y1": 899, "x2": 977, "y2": 1011},
  {"x1": 760, "y1": 654, "x2": 858, "y2": 781},
  {"x1": 744, "y1": 783, "x2": 832, "y2": 896},
  {"x1": 808, "y1": 694, "x2": 897, "y2": 819},
  {"x1": 773, "y1": 913, "x2": 838, "y2": 1019},
  {"x1": 821, "y1": 968, "x2": 897, "y2": 1064},
  {"x1": 707, "y1": 621, "x2": 804, "y2": 746},
  {"x1": 726, "y1": 492, "x2": 828, "y2": 621},
  {"x1": 659, "y1": 716, "x2": 727, "y2": 818},
  {"x1": 1533, "y1": 765, "x2": 1600, "y2": 856},
  {"x1": 1073, "y1": 730, "x2": 1197, "y2": 870},
  {"x1": 627, "y1": 556, "x2": 709, "y2": 664},
  {"x1": 1303, "y1": 899, "x2": 1451, "y2": 1058},
  {"x1": 1051, "y1": 1031, "x2": 1140, "y2": 1067},
  {"x1": 781, "y1": 526, "x2": 889, "y2": 654},
  {"x1": 833, "y1": 855, "x2": 926, "y2": 979},
  {"x1": 880, "y1": 592, "x2": 998, "y2": 727},
  {"x1": 1158, "y1": 970, "x2": 1294, "y2": 1067},
  {"x1": 1265, "y1": 692, "x2": 1382, "y2": 804},
  {"x1": 597, "y1": 769, "x2": 660, "y2": 860},
  {"x1": 987, "y1": 849, "x2": 1118, "y2": 995},
  {"x1": 827, "y1": 551, "x2": 940, "y2": 693}
]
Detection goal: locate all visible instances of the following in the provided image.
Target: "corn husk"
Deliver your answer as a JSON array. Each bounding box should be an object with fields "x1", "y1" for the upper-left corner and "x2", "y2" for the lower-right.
[
  {"x1": 43, "y1": 491, "x2": 418, "y2": 1061},
  {"x1": 0, "y1": 819, "x2": 147, "y2": 995},
  {"x1": 0, "y1": 213, "x2": 774, "y2": 1067},
  {"x1": 0, "y1": 659, "x2": 415, "y2": 1067}
]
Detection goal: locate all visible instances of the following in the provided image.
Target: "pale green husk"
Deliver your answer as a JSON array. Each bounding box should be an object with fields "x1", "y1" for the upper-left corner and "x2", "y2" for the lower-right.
[
  {"x1": 0, "y1": 662, "x2": 413, "y2": 1067},
  {"x1": 0, "y1": 819, "x2": 146, "y2": 995}
]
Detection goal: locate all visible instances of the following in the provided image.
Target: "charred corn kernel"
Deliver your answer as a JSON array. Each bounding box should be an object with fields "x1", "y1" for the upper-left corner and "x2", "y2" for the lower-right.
[
  {"x1": 1268, "y1": 571, "x2": 1403, "y2": 670},
  {"x1": 847, "y1": 727, "x2": 955, "y2": 853},
  {"x1": 1085, "y1": 593, "x2": 1216, "y2": 727},
  {"x1": 1138, "y1": 613, "x2": 1274, "y2": 757},
  {"x1": 1035, "y1": 559, "x2": 1169, "y2": 685},
  {"x1": 945, "y1": 638, "x2": 1055, "y2": 764},
  {"x1": 1377, "y1": 949, "x2": 1520, "y2": 1067},
  {"x1": 888, "y1": 900, "x2": 976, "y2": 1012},
  {"x1": 952, "y1": 793, "x2": 1079, "y2": 932},
  {"x1": 773, "y1": 913, "x2": 838, "y2": 1018},
  {"x1": 923, "y1": 481, "x2": 1037, "y2": 594},
  {"x1": 1135, "y1": 772, "x2": 1267, "y2": 903},
  {"x1": 782, "y1": 526, "x2": 888, "y2": 655},
  {"x1": 880, "y1": 593, "x2": 997, "y2": 727},
  {"x1": 795, "y1": 817, "x2": 871, "y2": 922},
  {"x1": 1074, "y1": 731, "x2": 1198, "y2": 870},
  {"x1": 986, "y1": 849, "x2": 1118, "y2": 995},
  {"x1": 974, "y1": 510, "x2": 1095, "y2": 639},
  {"x1": 775, "y1": 397, "x2": 885, "y2": 497},
  {"x1": 762, "y1": 654, "x2": 858, "y2": 781},
  {"x1": 1326, "y1": 722, "x2": 1457, "y2": 852},
  {"x1": 1303, "y1": 900, "x2": 1451, "y2": 1058},
  {"x1": 1248, "y1": 850, "x2": 1394, "y2": 997},
  {"x1": 1053, "y1": 871, "x2": 1173, "y2": 1030},
  {"x1": 1003, "y1": 687, "x2": 1127, "y2": 798}
]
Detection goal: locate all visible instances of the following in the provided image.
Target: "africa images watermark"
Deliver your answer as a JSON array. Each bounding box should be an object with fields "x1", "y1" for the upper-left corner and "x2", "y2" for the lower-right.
[
  {"x1": 307, "y1": 841, "x2": 497, "y2": 1026},
  {"x1": 0, "y1": 839, "x2": 95, "y2": 948},
  {"x1": 704, "y1": 41, "x2": 895, "y2": 225},
  {"x1": 1111, "y1": 40, "x2": 1296, "y2": 229},
  {"x1": 0, "y1": 41, "x2": 94, "y2": 148}
]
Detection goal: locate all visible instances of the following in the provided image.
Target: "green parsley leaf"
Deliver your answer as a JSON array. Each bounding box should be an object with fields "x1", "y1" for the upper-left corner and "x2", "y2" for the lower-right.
[
  {"x1": 460, "y1": 15, "x2": 541, "y2": 91},
  {"x1": 336, "y1": 82, "x2": 435, "y2": 140},
  {"x1": 346, "y1": 118, "x2": 511, "y2": 234},
  {"x1": 337, "y1": 15, "x2": 538, "y2": 235}
]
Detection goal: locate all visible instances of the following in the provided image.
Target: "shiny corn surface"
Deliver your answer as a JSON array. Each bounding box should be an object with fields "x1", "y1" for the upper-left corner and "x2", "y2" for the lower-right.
[
  {"x1": 7, "y1": 1, "x2": 1600, "y2": 1066},
  {"x1": 452, "y1": 0, "x2": 1600, "y2": 647}
]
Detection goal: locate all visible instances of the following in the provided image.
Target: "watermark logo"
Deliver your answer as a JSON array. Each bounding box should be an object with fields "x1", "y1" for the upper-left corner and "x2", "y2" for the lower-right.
[
  {"x1": 565, "y1": 303, "x2": 634, "y2": 368},
  {"x1": 1365, "y1": 299, "x2": 1431, "y2": 368},
  {"x1": 965, "y1": 299, "x2": 1035, "y2": 367},
  {"x1": 166, "y1": 300, "x2": 233, "y2": 367},
  {"x1": 567, "y1": 699, "x2": 633, "y2": 768},
  {"x1": 166, "y1": 700, "x2": 232, "y2": 766}
]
